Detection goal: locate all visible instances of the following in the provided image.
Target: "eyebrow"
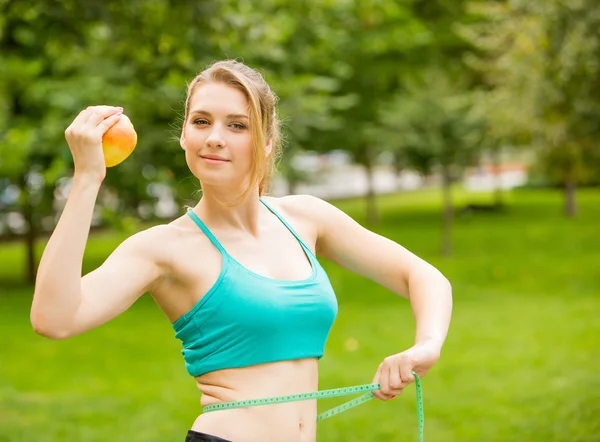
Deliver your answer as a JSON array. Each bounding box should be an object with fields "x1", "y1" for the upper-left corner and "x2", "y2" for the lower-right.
[{"x1": 190, "y1": 109, "x2": 249, "y2": 120}]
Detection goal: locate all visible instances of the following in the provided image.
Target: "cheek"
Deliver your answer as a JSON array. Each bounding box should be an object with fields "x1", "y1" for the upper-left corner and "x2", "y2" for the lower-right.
[
  {"x1": 238, "y1": 142, "x2": 255, "y2": 169},
  {"x1": 183, "y1": 128, "x2": 205, "y2": 148}
]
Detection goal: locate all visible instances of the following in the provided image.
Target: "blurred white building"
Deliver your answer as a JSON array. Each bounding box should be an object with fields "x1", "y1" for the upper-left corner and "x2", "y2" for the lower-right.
[{"x1": 463, "y1": 163, "x2": 529, "y2": 192}]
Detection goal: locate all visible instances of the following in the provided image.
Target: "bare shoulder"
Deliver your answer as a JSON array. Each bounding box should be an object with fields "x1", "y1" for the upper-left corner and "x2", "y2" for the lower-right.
[
  {"x1": 118, "y1": 217, "x2": 191, "y2": 263},
  {"x1": 262, "y1": 194, "x2": 335, "y2": 222},
  {"x1": 263, "y1": 194, "x2": 350, "y2": 233},
  {"x1": 122, "y1": 223, "x2": 171, "y2": 251}
]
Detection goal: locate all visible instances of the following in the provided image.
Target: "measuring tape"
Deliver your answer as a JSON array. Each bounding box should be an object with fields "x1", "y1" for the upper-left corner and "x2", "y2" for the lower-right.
[{"x1": 203, "y1": 371, "x2": 424, "y2": 441}]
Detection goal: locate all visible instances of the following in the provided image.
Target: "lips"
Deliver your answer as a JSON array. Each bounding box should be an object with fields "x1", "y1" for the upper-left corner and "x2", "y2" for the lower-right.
[{"x1": 200, "y1": 154, "x2": 229, "y2": 162}]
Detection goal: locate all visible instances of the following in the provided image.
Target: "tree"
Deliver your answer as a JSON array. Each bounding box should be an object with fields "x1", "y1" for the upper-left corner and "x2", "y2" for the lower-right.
[
  {"x1": 380, "y1": 69, "x2": 482, "y2": 256},
  {"x1": 536, "y1": 0, "x2": 600, "y2": 216},
  {"x1": 0, "y1": 0, "x2": 89, "y2": 282},
  {"x1": 0, "y1": 0, "x2": 219, "y2": 282},
  {"x1": 458, "y1": 0, "x2": 600, "y2": 217},
  {"x1": 308, "y1": 0, "x2": 435, "y2": 225}
]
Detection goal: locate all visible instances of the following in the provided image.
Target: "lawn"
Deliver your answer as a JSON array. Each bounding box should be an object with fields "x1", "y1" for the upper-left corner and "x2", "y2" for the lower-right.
[{"x1": 1, "y1": 188, "x2": 599, "y2": 441}]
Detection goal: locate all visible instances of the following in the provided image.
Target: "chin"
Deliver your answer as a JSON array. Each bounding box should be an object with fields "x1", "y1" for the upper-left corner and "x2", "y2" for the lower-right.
[
  {"x1": 186, "y1": 158, "x2": 222, "y2": 179},
  {"x1": 192, "y1": 170, "x2": 243, "y2": 190},
  {"x1": 185, "y1": 158, "x2": 251, "y2": 192}
]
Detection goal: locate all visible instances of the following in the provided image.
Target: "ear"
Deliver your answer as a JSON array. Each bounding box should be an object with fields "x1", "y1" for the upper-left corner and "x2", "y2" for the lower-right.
[
  {"x1": 180, "y1": 132, "x2": 186, "y2": 150},
  {"x1": 265, "y1": 139, "x2": 273, "y2": 157}
]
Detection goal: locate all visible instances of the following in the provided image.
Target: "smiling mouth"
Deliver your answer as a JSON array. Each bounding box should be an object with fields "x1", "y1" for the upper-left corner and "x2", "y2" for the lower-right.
[{"x1": 200, "y1": 155, "x2": 229, "y2": 162}]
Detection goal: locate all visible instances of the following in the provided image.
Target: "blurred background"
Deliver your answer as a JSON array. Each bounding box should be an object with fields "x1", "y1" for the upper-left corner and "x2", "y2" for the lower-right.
[{"x1": 1, "y1": 0, "x2": 599, "y2": 441}]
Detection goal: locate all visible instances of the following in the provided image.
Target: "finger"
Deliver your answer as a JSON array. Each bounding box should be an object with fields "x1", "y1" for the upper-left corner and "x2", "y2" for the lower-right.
[
  {"x1": 382, "y1": 365, "x2": 403, "y2": 399},
  {"x1": 376, "y1": 365, "x2": 396, "y2": 401},
  {"x1": 65, "y1": 108, "x2": 91, "y2": 138},
  {"x1": 389, "y1": 363, "x2": 405, "y2": 397},
  {"x1": 96, "y1": 111, "x2": 123, "y2": 135},
  {"x1": 70, "y1": 108, "x2": 93, "y2": 127},
  {"x1": 81, "y1": 107, "x2": 94, "y2": 124},
  {"x1": 371, "y1": 364, "x2": 386, "y2": 401},
  {"x1": 380, "y1": 364, "x2": 391, "y2": 397},
  {"x1": 86, "y1": 106, "x2": 123, "y2": 127},
  {"x1": 400, "y1": 361, "x2": 416, "y2": 385}
]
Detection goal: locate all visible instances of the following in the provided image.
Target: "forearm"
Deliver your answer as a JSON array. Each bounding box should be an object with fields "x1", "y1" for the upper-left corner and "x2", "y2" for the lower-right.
[
  {"x1": 407, "y1": 266, "x2": 453, "y2": 351},
  {"x1": 31, "y1": 175, "x2": 102, "y2": 335}
]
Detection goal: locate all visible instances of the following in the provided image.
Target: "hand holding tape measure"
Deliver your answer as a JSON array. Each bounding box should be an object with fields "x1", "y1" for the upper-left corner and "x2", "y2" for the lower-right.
[{"x1": 371, "y1": 341, "x2": 440, "y2": 401}]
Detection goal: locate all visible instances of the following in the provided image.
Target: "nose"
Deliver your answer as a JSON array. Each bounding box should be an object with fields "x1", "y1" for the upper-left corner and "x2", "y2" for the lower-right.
[{"x1": 206, "y1": 124, "x2": 225, "y2": 149}]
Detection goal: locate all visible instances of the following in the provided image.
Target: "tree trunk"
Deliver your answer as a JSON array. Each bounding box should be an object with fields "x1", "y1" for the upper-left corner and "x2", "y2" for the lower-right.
[
  {"x1": 491, "y1": 144, "x2": 504, "y2": 208},
  {"x1": 564, "y1": 179, "x2": 577, "y2": 218},
  {"x1": 440, "y1": 166, "x2": 453, "y2": 257},
  {"x1": 393, "y1": 151, "x2": 404, "y2": 178},
  {"x1": 363, "y1": 149, "x2": 380, "y2": 226}
]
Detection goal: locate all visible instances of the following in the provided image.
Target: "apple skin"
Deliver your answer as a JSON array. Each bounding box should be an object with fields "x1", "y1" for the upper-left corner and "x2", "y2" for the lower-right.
[{"x1": 102, "y1": 114, "x2": 137, "y2": 167}]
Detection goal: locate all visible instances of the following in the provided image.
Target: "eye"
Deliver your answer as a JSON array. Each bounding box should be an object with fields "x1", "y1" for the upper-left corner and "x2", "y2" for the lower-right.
[
  {"x1": 193, "y1": 119, "x2": 209, "y2": 126},
  {"x1": 231, "y1": 123, "x2": 247, "y2": 130}
]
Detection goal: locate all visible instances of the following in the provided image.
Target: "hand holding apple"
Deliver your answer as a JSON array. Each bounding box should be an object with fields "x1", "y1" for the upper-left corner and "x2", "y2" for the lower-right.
[{"x1": 64, "y1": 106, "x2": 137, "y2": 183}]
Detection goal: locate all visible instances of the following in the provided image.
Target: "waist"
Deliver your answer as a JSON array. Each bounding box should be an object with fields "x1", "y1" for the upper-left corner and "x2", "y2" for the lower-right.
[
  {"x1": 193, "y1": 359, "x2": 319, "y2": 442},
  {"x1": 196, "y1": 358, "x2": 319, "y2": 407}
]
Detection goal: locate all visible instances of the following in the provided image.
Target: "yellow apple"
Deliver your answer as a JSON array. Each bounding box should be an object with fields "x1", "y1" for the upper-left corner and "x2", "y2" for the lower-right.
[{"x1": 102, "y1": 114, "x2": 138, "y2": 167}]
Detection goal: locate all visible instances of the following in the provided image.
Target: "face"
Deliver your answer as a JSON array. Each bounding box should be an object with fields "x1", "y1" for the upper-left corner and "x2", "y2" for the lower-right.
[{"x1": 180, "y1": 82, "x2": 255, "y2": 192}]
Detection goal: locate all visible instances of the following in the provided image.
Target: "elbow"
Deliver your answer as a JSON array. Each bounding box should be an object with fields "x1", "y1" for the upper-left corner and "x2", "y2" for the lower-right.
[
  {"x1": 31, "y1": 323, "x2": 72, "y2": 340},
  {"x1": 30, "y1": 312, "x2": 72, "y2": 340},
  {"x1": 407, "y1": 266, "x2": 452, "y2": 299},
  {"x1": 437, "y1": 274, "x2": 453, "y2": 300},
  {"x1": 428, "y1": 264, "x2": 452, "y2": 292}
]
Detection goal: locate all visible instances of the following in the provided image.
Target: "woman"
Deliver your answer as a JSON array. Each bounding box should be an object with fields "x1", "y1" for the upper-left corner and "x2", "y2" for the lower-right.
[{"x1": 31, "y1": 60, "x2": 452, "y2": 442}]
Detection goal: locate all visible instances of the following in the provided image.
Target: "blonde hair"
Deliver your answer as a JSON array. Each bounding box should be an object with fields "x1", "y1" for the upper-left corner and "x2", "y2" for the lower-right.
[{"x1": 183, "y1": 60, "x2": 283, "y2": 201}]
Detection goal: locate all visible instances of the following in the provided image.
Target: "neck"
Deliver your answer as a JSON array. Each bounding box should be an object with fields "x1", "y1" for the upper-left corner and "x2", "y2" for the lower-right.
[{"x1": 194, "y1": 185, "x2": 264, "y2": 234}]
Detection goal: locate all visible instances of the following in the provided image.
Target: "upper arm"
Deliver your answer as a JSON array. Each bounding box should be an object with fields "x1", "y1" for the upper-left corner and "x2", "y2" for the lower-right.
[
  {"x1": 302, "y1": 196, "x2": 432, "y2": 298},
  {"x1": 70, "y1": 227, "x2": 165, "y2": 336}
]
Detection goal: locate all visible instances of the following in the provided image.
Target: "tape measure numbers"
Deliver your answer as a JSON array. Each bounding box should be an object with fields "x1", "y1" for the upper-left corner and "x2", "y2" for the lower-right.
[{"x1": 203, "y1": 371, "x2": 424, "y2": 441}]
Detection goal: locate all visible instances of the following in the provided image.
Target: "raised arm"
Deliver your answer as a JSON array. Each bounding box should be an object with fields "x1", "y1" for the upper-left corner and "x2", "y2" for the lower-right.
[{"x1": 31, "y1": 106, "x2": 161, "y2": 339}]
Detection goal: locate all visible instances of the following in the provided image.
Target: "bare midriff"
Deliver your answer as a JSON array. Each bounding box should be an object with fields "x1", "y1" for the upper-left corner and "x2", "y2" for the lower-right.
[{"x1": 190, "y1": 358, "x2": 319, "y2": 442}]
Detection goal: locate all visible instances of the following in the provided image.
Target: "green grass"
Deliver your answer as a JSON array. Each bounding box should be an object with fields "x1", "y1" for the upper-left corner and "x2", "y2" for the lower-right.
[{"x1": 1, "y1": 188, "x2": 599, "y2": 441}]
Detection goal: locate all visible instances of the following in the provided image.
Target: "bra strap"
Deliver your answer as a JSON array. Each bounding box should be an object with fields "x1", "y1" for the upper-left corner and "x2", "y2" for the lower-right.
[
  {"x1": 259, "y1": 199, "x2": 316, "y2": 258},
  {"x1": 186, "y1": 209, "x2": 227, "y2": 255}
]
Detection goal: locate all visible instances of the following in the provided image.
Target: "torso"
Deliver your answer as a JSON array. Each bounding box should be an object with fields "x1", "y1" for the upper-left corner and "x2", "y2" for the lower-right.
[{"x1": 146, "y1": 196, "x2": 321, "y2": 442}]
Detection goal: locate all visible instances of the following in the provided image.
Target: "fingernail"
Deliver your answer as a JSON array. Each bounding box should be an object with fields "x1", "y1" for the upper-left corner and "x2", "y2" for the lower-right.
[{"x1": 391, "y1": 395, "x2": 396, "y2": 399}]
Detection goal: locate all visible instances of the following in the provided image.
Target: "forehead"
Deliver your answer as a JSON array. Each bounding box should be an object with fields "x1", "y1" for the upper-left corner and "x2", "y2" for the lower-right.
[{"x1": 189, "y1": 82, "x2": 249, "y2": 114}]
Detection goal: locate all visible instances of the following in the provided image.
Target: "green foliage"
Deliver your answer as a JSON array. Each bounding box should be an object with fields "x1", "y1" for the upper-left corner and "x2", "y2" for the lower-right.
[
  {"x1": 379, "y1": 69, "x2": 482, "y2": 178},
  {"x1": 2, "y1": 0, "x2": 600, "y2": 274},
  {"x1": 459, "y1": 0, "x2": 600, "y2": 187}
]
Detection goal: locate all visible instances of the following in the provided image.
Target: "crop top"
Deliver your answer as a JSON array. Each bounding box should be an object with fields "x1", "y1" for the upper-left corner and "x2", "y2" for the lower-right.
[{"x1": 172, "y1": 199, "x2": 338, "y2": 377}]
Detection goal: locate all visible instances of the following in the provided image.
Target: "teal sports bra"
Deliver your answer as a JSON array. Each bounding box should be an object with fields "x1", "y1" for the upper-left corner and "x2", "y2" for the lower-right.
[{"x1": 172, "y1": 199, "x2": 339, "y2": 377}]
